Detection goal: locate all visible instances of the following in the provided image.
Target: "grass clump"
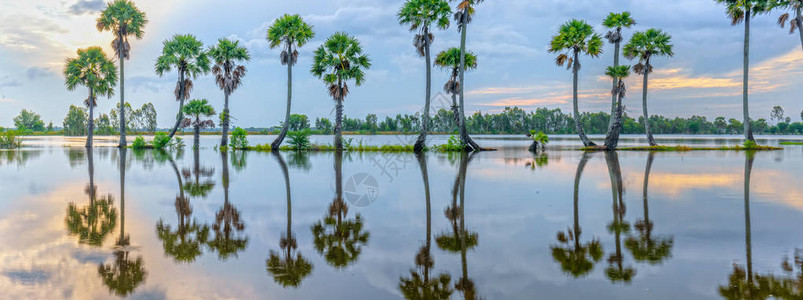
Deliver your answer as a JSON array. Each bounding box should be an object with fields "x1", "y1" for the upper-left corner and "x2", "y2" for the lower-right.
[
  {"x1": 433, "y1": 135, "x2": 466, "y2": 152},
  {"x1": 611, "y1": 143, "x2": 782, "y2": 152},
  {"x1": 131, "y1": 136, "x2": 147, "y2": 149},
  {"x1": 287, "y1": 130, "x2": 311, "y2": 151},
  {"x1": 779, "y1": 142, "x2": 803, "y2": 145},
  {"x1": 0, "y1": 131, "x2": 22, "y2": 149}
]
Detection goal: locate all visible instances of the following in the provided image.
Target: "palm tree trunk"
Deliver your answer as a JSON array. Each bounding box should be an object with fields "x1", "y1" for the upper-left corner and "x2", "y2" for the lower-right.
[
  {"x1": 743, "y1": 8, "x2": 755, "y2": 142},
  {"x1": 334, "y1": 82, "x2": 344, "y2": 150},
  {"x1": 417, "y1": 152, "x2": 432, "y2": 288},
  {"x1": 119, "y1": 148, "x2": 126, "y2": 244},
  {"x1": 796, "y1": 7, "x2": 803, "y2": 53},
  {"x1": 572, "y1": 51, "x2": 594, "y2": 147},
  {"x1": 604, "y1": 85, "x2": 624, "y2": 149},
  {"x1": 744, "y1": 153, "x2": 754, "y2": 285},
  {"x1": 642, "y1": 60, "x2": 657, "y2": 146},
  {"x1": 88, "y1": 147, "x2": 95, "y2": 204},
  {"x1": 414, "y1": 31, "x2": 432, "y2": 154},
  {"x1": 607, "y1": 29, "x2": 621, "y2": 132},
  {"x1": 274, "y1": 151, "x2": 292, "y2": 244},
  {"x1": 118, "y1": 43, "x2": 126, "y2": 148},
  {"x1": 643, "y1": 152, "x2": 654, "y2": 238},
  {"x1": 222, "y1": 151, "x2": 229, "y2": 205},
  {"x1": 573, "y1": 153, "x2": 590, "y2": 250},
  {"x1": 221, "y1": 91, "x2": 230, "y2": 147},
  {"x1": 458, "y1": 15, "x2": 480, "y2": 151},
  {"x1": 335, "y1": 150, "x2": 343, "y2": 203},
  {"x1": 87, "y1": 88, "x2": 95, "y2": 148},
  {"x1": 168, "y1": 71, "x2": 186, "y2": 139},
  {"x1": 272, "y1": 44, "x2": 294, "y2": 150},
  {"x1": 194, "y1": 118, "x2": 200, "y2": 150}
]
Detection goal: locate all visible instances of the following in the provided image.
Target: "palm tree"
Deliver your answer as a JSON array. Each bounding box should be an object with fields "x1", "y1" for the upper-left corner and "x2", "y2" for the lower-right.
[
  {"x1": 602, "y1": 12, "x2": 636, "y2": 133},
  {"x1": 182, "y1": 148, "x2": 215, "y2": 198},
  {"x1": 399, "y1": 153, "x2": 453, "y2": 299},
  {"x1": 775, "y1": 0, "x2": 803, "y2": 52},
  {"x1": 208, "y1": 38, "x2": 250, "y2": 148},
  {"x1": 64, "y1": 47, "x2": 118, "y2": 148},
  {"x1": 623, "y1": 29, "x2": 674, "y2": 147},
  {"x1": 603, "y1": 65, "x2": 631, "y2": 150},
  {"x1": 398, "y1": 0, "x2": 452, "y2": 153},
  {"x1": 65, "y1": 148, "x2": 118, "y2": 246},
  {"x1": 181, "y1": 99, "x2": 216, "y2": 150},
  {"x1": 715, "y1": 0, "x2": 774, "y2": 143},
  {"x1": 625, "y1": 152, "x2": 674, "y2": 264},
  {"x1": 268, "y1": 14, "x2": 315, "y2": 150},
  {"x1": 604, "y1": 151, "x2": 636, "y2": 283},
  {"x1": 311, "y1": 151, "x2": 370, "y2": 268},
  {"x1": 548, "y1": 20, "x2": 603, "y2": 147},
  {"x1": 450, "y1": 0, "x2": 483, "y2": 151},
  {"x1": 207, "y1": 151, "x2": 248, "y2": 260},
  {"x1": 435, "y1": 47, "x2": 478, "y2": 132},
  {"x1": 267, "y1": 152, "x2": 313, "y2": 287},
  {"x1": 310, "y1": 33, "x2": 371, "y2": 150},
  {"x1": 96, "y1": 0, "x2": 147, "y2": 148},
  {"x1": 551, "y1": 153, "x2": 604, "y2": 277},
  {"x1": 155, "y1": 34, "x2": 211, "y2": 140}
]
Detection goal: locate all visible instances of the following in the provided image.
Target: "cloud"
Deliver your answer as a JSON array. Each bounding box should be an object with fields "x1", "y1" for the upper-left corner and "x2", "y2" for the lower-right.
[
  {"x1": 67, "y1": 0, "x2": 105, "y2": 15},
  {"x1": 0, "y1": 76, "x2": 22, "y2": 88},
  {"x1": 25, "y1": 67, "x2": 52, "y2": 80}
]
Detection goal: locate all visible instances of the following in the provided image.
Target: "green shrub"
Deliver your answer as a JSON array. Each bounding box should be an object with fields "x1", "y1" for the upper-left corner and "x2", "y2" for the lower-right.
[
  {"x1": 132, "y1": 136, "x2": 147, "y2": 149},
  {"x1": 0, "y1": 131, "x2": 22, "y2": 149},
  {"x1": 231, "y1": 127, "x2": 249, "y2": 149},
  {"x1": 743, "y1": 140, "x2": 757, "y2": 149},
  {"x1": 152, "y1": 133, "x2": 172, "y2": 149},
  {"x1": 287, "y1": 130, "x2": 311, "y2": 150},
  {"x1": 434, "y1": 135, "x2": 465, "y2": 152}
]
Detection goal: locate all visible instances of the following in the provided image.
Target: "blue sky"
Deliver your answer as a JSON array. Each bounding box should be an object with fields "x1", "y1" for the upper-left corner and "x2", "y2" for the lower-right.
[{"x1": 0, "y1": 0, "x2": 801, "y2": 128}]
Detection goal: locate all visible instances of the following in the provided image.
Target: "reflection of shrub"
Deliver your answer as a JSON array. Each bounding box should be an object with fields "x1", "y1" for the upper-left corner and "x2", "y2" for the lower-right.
[
  {"x1": 287, "y1": 130, "x2": 311, "y2": 151},
  {"x1": 231, "y1": 127, "x2": 249, "y2": 149},
  {"x1": 132, "y1": 136, "x2": 147, "y2": 149},
  {"x1": 0, "y1": 131, "x2": 22, "y2": 149}
]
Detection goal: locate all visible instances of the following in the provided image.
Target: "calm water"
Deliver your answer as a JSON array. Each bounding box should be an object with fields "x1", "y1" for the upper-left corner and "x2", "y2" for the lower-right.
[{"x1": 1, "y1": 135, "x2": 803, "y2": 299}]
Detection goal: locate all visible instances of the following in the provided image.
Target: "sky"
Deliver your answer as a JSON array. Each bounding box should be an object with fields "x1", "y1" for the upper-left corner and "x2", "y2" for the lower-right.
[{"x1": 0, "y1": 0, "x2": 801, "y2": 128}]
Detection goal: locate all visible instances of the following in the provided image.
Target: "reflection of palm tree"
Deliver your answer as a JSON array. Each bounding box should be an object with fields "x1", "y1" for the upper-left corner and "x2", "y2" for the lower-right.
[
  {"x1": 97, "y1": 148, "x2": 146, "y2": 297},
  {"x1": 65, "y1": 148, "x2": 117, "y2": 247},
  {"x1": 311, "y1": 151, "x2": 370, "y2": 268},
  {"x1": 604, "y1": 151, "x2": 636, "y2": 283},
  {"x1": 399, "y1": 153, "x2": 453, "y2": 299},
  {"x1": 207, "y1": 151, "x2": 248, "y2": 260},
  {"x1": 156, "y1": 150, "x2": 210, "y2": 263},
  {"x1": 267, "y1": 152, "x2": 313, "y2": 287},
  {"x1": 719, "y1": 152, "x2": 774, "y2": 299},
  {"x1": 551, "y1": 153, "x2": 604, "y2": 278},
  {"x1": 436, "y1": 153, "x2": 479, "y2": 299},
  {"x1": 625, "y1": 152, "x2": 673, "y2": 264},
  {"x1": 182, "y1": 148, "x2": 215, "y2": 198}
]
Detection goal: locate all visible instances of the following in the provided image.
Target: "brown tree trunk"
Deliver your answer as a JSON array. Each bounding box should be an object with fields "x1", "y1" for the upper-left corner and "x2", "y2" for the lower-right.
[
  {"x1": 572, "y1": 50, "x2": 595, "y2": 147},
  {"x1": 642, "y1": 60, "x2": 658, "y2": 147},
  {"x1": 272, "y1": 42, "x2": 295, "y2": 150},
  {"x1": 87, "y1": 88, "x2": 95, "y2": 148},
  {"x1": 168, "y1": 70, "x2": 186, "y2": 139},
  {"x1": 221, "y1": 90, "x2": 231, "y2": 148},
  {"x1": 414, "y1": 30, "x2": 432, "y2": 154}
]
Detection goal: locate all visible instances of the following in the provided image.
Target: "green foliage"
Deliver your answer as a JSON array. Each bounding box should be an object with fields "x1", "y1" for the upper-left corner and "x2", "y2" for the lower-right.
[
  {"x1": 623, "y1": 29, "x2": 674, "y2": 74},
  {"x1": 434, "y1": 135, "x2": 465, "y2": 152},
  {"x1": 548, "y1": 19, "x2": 604, "y2": 69},
  {"x1": 743, "y1": 140, "x2": 758, "y2": 149},
  {"x1": 267, "y1": 14, "x2": 315, "y2": 54},
  {"x1": 602, "y1": 11, "x2": 636, "y2": 29},
  {"x1": 63, "y1": 105, "x2": 88, "y2": 136},
  {"x1": 155, "y1": 34, "x2": 210, "y2": 78},
  {"x1": 131, "y1": 136, "x2": 147, "y2": 149},
  {"x1": 531, "y1": 130, "x2": 549, "y2": 145},
  {"x1": 13, "y1": 109, "x2": 45, "y2": 132},
  {"x1": 288, "y1": 114, "x2": 310, "y2": 131},
  {"x1": 230, "y1": 127, "x2": 249, "y2": 149},
  {"x1": 183, "y1": 99, "x2": 216, "y2": 117},
  {"x1": 287, "y1": 130, "x2": 311, "y2": 150},
  {"x1": 208, "y1": 38, "x2": 250, "y2": 94},
  {"x1": 96, "y1": 0, "x2": 148, "y2": 58},
  {"x1": 64, "y1": 47, "x2": 118, "y2": 99},
  {"x1": 315, "y1": 117, "x2": 333, "y2": 134},
  {"x1": 0, "y1": 131, "x2": 22, "y2": 149},
  {"x1": 434, "y1": 47, "x2": 478, "y2": 71},
  {"x1": 152, "y1": 133, "x2": 172, "y2": 149},
  {"x1": 311, "y1": 32, "x2": 371, "y2": 89},
  {"x1": 605, "y1": 65, "x2": 631, "y2": 79}
]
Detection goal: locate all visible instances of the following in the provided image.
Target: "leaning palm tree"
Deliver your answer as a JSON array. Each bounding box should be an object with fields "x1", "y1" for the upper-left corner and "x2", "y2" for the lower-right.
[
  {"x1": 715, "y1": 0, "x2": 774, "y2": 142},
  {"x1": 548, "y1": 20, "x2": 603, "y2": 147},
  {"x1": 435, "y1": 48, "x2": 478, "y2": 132},
  {"x1": 310, "y1": 33, "x2": 371, "y2": 150},
  {"x1": 450, "y1": 0, "x2": 483, "y2": 151},
  {"x1": 268, "y1": 14, "x2": 315, "y2": 150},
  {"x1": 398, "y1": 0, "x2": 452, "y2": 153},
  {"x1": 181, "y1": 99, "x2": 216, "y2": 150},
  {"x1": 96, "y1": 0, "x2": 147, "y2": 148},
  {"x1": 603, "y1": 65, "x2": 631, "y2": 150},
  {"x1": 155, "y1": 34, "x2": 211, "y2": 140},
  {"x1": 623, "y1": 29, "x2": 674, "y2": 146},
  {"x1": 775, "y1": 0, "x2": 803, "y2": 52},
  {"x1": 208, "y1": 38, "x2": 250, "y2": 148},
  {"x1": 602, "y1": 12, "x2": 636, "y2": 133},
  {"x1": 64, "y1": 47, "x2": 118, "y2": 148}
]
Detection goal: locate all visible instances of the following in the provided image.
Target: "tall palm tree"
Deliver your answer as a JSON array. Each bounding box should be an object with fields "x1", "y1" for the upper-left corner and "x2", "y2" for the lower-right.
[
  {"x1": 268, "y1": 14, "x2": 315, "y2": 150},
  {"x1": 602, "y1": 12, "x2": 636, "y2": 132},
  {"x1": 548, "y1": 20, "x2": 603, "y2": 147},
  {"x1": 311, "y1": 151, "x2": 370, "y2": 268},
  {"x1": 625, "y1": 152, "x2": 674, "y2": 264},
  {"x1": 398, "y1": 0, "x2": 451, "y2": 153},
  {"x1": 775, "y1": 0, "x2": 803, "y2": 52},
  {"x1": 551, "y1": 153, "x2": 604, "y2": 277},
  {"x1": 603, "y1": 65, "x2": 631, "y2": 150},
  {"x1": 96, "y1": 0, "x2": 147, "y2": 148},
  {"x1": 181, "y1": 99, "x2": 216, "y2": 150},
  {"x1": 715, "y1": 0, "x2": 774, "y2": 142},
  {"x1": 311, "y1": 33, "x2": 371, "y2": 150},
  {"x1": 267, "y1": 152, "x2": 313, "y2": 287},
  {"x1": 623, "y1": 29, "x2": 674, "y2": 146},
  {"x1": 604, "y1": 151, "x2": 636, "y2": 283},
  {"x1": 435, "y1": 48, "x2": 478, "y2": 132},
  {"x1": 207, "y1": 151, "x2": 248, "y2": 260},
  {"x1": 64, "y1": 47, "x2": 118, "y2": 148},
  {"x1": 65, "y1": 148, "x2": 118, "y2": 246},
  {"x1": 399, "y1": 153, "x2": 453, "y2": 299},
  {"x1": 450, "y1": 0, "x2": 483, "y2": 151},
  {"x1": 208, "y1": 38, "x2": 250, "y2": 148},
  {"x1": 155, "y1": 34, "x2": 211, "y2": 140}
]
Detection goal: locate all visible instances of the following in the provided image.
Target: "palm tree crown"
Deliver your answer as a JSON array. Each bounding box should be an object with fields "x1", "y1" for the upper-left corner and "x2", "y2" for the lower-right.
[
  {"x1": 208, "y1": 38, "x2": 250, "y2": 95},
  {"x1": 605, "y1": 65, "x2": 631, "y2": 80},
  {"x1": 183, "y1": 99, "x2": 216, "y2": 119},
  {"x1": 311, "y1": 32, "x2": 372, "y2": 100},
  {"x1": 268, "y1": 14, "x2": 315, "y2": 66},
  {"x1": 602, "y1": 12, "x2": 636, "y2": 43},
  {"x1": 775, "y1": 0, "x2": 803, "y2": 33},
  {"x1": 450, "y1": 0, "x2": 484, "y2": 29},
  {"x1": 96, "y1": 0, "x2": 147, "y2": 60},
  {"x1": 623, "y1": 29, "x2": 674, "y2": 74},
  {"x1": 435, "y1": 47, "x2": 477, "y2": 94},
  {"x1": 155, "y1": 34, "x2": 211, "y2": 98},
  {"x1": 65, "y1": 47, "x2": 118, "y2": 104},
  {"x1": 549, "y1": 19, "x2": 604, "y2": 70},
  {"x1": 716, "y1": 0, "x2": 774, "y2": 25},
  {"x1": 399, "y1": 0, "x2": 452, "y2": 56}
]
